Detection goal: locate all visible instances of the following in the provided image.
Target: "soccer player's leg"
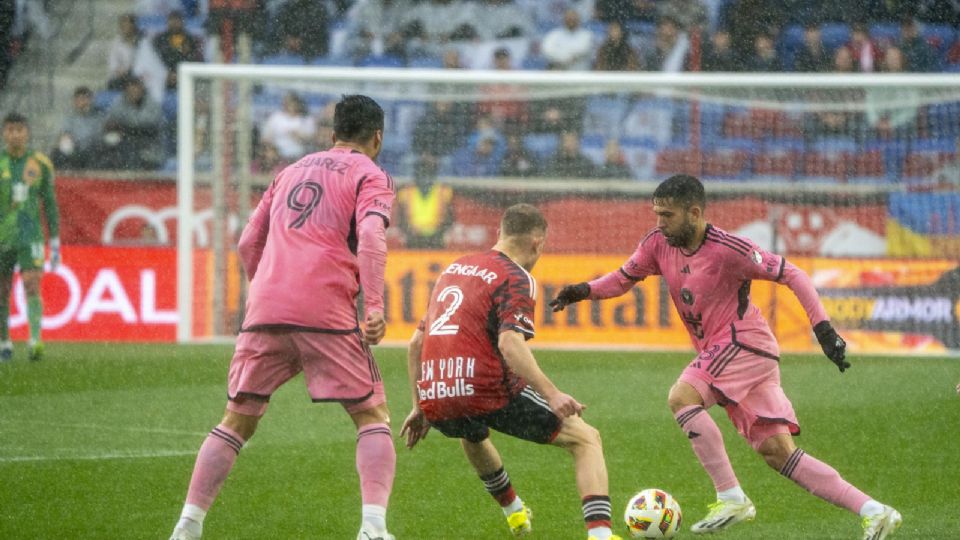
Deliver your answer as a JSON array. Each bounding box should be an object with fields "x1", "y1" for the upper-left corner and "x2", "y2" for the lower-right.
[
  {"x1": 744, "y1": 384, "x2": 901, "y2": 538},
  {"x1": 488, "y1": 387, "x2": 618, "y2": 540},
  {"x1": 20, "y1": 260, "x2": 43, "y2": 361},
  {"x1": 347, "y1": 402, "x2": 395, "y2": 540},
  {"x1": 672, "y1": 357, "x2": 755, "y2": 534},
  {"x1": 428, "y1": 413, "x2": 532, "y2": 537},
  {"x1": 299, "y1": 331, "x2": 395, "y2": 540},
  {"x1": 171, "y1": 331, "x2": 297, "y2": 540},
  {"x1": 0, "y1": 248, "x2": 16, "y2": 361}
]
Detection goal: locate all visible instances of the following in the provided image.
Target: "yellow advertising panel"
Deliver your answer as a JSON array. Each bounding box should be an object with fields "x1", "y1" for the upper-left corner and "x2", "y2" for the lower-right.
[{"x1": 382, "y1": 251, "x2": 960, "y2": 355}]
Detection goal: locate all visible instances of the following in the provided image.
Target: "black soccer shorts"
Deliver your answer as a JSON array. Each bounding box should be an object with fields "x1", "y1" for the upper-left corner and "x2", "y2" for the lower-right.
[{"x1": 429, "y1": 386, "x2": 562, "y2": 444}]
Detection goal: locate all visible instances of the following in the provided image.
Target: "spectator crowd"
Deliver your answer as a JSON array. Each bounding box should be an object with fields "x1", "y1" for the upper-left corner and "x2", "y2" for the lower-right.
[{"x1": 45, "y1": 0, "x2": 960, "y2": 188}]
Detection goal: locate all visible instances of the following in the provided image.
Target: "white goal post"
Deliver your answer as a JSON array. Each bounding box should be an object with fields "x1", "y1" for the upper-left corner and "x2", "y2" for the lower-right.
[{"x1": 176, "y1": 63, "x2": 960, "y2": 344}]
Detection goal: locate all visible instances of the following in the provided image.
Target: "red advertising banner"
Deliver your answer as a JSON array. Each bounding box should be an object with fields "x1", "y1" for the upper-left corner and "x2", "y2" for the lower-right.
[{"x1": 9, "y1": 246, "x2": 178, "y2": 342}]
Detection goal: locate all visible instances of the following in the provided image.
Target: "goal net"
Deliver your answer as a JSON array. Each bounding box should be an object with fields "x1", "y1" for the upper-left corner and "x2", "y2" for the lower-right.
[{"x1": 177, "y1": 65, "x2": 960, "y2": 353}]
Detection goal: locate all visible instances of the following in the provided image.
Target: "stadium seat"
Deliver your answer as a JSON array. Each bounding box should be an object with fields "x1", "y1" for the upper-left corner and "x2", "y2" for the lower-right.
[
  {"x1": 922, "y1": 24, "x2": 956, "y2": 55},
  {"x1": 522, "y1": 133, "x2": 560, "y2": 162},
  {"x1": 926, "y1": 102, "x2": 960, "y2": 137},
  {"x1": 754, "y1": 139, "x2": 803, "y2": 180},
  {"x1": 520, "y1": 54, "x2": 548, "y2": 70},
  {"x1": 849, "y1": 150, "x2": 887, "y2": 183},
  {"x1": 904, "y1": 138, "x2": 957, "y2": 179},
  {"x1": 311, "y1": 55, "x2": 347, "y2": 66},
  {"x1": 260, "y1": 53, "x2": 307, "y2": 66},
  {"x1": 869, "y1": 23, "x2": 900, "y2": 45},
  {"x1": 820, "y1": 23, "x2": 851, "y2": 51},
  {"x1": 93, "y1": 90, "x2": 121, "y2": 112},
  {"x1": 356, "y1": 54, "x2": 405, "y2": 68},
  {"x1": 582, "y1": 94, "x2": 629, "y2": 137},
  {"x1": 408, "y1": 56, "x2": 444, "y2": 69},
  {"x1": 655, "y1": 146, "x2": 701, "y2": 176},
  {"x1": 811, "y1": 138, "x2": 859, "y2": 182},
  {"x1": 702, "y1": 138, "x2": 753, "y2": 180},
  {"x1": 161, "y1": 91, "x2": 178, "y2": 121}
]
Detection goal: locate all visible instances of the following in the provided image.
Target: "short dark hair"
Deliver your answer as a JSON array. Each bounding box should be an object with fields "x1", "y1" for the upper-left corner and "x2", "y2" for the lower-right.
[
  {"x1": 74, "y1": 86, "x2": 92, "y2": 97},
  {"x1": 501, "y1": 203, "x2": 547, "y2": 236},
  {"x1": 653, "y1": 174, "x2": 706, "y2": 209},
  {"x1": 3, "y1": 112, "x2": 27, "y2": 126},
  {"x1": 333, "y1": 94, "x2": 384, "y2": 144}
]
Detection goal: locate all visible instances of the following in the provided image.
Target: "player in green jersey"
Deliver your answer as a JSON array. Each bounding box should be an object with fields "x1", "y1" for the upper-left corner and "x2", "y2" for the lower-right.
[{"x1": 0, "y1": 113, "x2": 60, "y2": 361}]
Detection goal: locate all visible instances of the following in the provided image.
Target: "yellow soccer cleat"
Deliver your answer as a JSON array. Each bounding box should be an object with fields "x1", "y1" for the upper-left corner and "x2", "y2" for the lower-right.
[{"x1": 506, "y1": 505, "x2": 532, "y2": 537}]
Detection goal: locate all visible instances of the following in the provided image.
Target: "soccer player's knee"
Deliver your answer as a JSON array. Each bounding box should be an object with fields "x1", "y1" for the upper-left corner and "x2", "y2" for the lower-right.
[
  {"x1": 757, "y1": 436, "x2": 793, "y2": 470},
  {"x1": 565, "y1": 417, "x2": 602, "y2": 450}
]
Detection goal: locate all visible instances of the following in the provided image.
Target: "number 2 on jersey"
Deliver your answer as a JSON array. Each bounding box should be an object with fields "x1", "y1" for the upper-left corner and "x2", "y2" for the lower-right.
[
  {"x1": 286, "y1": 181, "x2": 323, "y2": 228},
  {"x1": 428, "y1": 285, "x2": 463, "y2": 336}
]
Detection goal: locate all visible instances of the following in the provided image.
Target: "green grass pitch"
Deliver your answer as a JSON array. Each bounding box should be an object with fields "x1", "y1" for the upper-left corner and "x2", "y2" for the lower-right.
[{"x1": 0, "y1": 343, "x2": 957, "y2": 539}]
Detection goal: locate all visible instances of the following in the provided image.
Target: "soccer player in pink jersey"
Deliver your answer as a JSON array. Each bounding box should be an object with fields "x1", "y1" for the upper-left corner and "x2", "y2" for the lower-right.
[
  {"x1": 170, "y1": 95, "x2": 397, "y2": 540},
  {"x1": 551, "y1": 175, "x2": 901, "y2": 540},
  {"x1": 400, "y1": 204, "x2": 621, "y2": 540}
]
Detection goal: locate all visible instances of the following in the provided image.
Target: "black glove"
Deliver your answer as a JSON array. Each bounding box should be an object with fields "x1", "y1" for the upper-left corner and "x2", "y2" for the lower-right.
[
  {"x1": 814, "y1": 321, "x2": 850, "y2": 373},
  {"x1": 549, "y1": 283, "x2": 590, "y2": 312}
]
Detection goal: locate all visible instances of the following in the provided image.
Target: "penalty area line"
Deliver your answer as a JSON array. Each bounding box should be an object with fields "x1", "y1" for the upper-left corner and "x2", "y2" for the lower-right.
[{"x1": 0, "y1": 449, "x2": 199, "y2": 463}]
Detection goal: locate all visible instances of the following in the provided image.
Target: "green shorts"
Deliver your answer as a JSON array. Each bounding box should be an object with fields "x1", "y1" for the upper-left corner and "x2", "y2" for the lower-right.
[{"x1": 0, "y1": 240, "x2": 45, "y2": 273}]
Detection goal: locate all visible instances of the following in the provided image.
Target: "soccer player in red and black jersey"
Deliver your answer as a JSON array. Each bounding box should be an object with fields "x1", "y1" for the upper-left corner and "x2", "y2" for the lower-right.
[
  {"x1": 552, "y1": 175, "x2": 901, "y2": 540},
  {"x1": 400, "y1": 204, "x2": 620, "y2": 540}
]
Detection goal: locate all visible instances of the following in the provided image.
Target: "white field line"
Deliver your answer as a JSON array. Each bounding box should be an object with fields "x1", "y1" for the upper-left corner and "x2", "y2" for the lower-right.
[
  {"x1": 0, "y1": 419, "x2": 207, "y2": 437},
  {"x1": 0, "y1": 449, "x2": 198, "y2": 463},
  {"x1": 0, "y1": 420, "x2": 209, "y2": 463}
]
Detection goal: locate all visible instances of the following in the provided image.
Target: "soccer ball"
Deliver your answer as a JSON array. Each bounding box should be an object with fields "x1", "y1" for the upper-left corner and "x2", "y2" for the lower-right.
[{"x1": 624, "y1": 488, "x2": 682, "y2": 538}]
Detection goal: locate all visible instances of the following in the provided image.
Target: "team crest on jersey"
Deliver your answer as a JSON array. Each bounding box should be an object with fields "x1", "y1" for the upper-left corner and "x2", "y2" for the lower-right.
[
  {"x1": 751, "y1": 250, "x2": 762, "y2": 264},
  {"x1": 23, "y1": 158, "x2": 41, "y2": 186},
  {"x1": 680, "y1": 287, "x2": 695, "y2": 305}
]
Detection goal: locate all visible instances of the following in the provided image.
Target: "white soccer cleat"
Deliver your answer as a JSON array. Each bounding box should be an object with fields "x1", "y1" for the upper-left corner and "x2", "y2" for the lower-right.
[
  {"x1": 169, "y1": 527, "x2": 200, "y2": 540},
  {"x1": 506, "y1": 504, "x2": 532, "y2": 537},
  {"x1": 690, "y1": 497, "x2": 756, "y2": 534},
  {"x1": 861, "y1": 505, "x2": 902, "y2": 540},
  {"x1": 357, "y1": 523, "x2": 395, "y2": 540}
]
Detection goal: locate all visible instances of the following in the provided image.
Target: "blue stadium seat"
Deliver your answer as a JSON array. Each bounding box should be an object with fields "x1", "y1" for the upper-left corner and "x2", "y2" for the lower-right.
[
  {"x1": 820, "y1": 23, "x2": 851, "y2": 51},
  {"x1": 94, "y1": 90, "x2": 121, "y2": 111},
  {"x1": 582, "y1": 94, "x2": 629, "y2": 137},
  {"x1": 869, "y1": 23, "x2": 899, "y2": 45},
  {"x1": 356, "y1": 54, "x2": 405, "y2": 68},
  {"x1": 408, "y1": 56, "x2": 444, "y2": 69},
  {"x1": 922, "y1": 24, "x2": 956, "y2": 54},
  {"x1": 260, "y1": 53, "x2": 307, "y2": 66},
  {"x1": 522, "y1": 133, "x2": 559, "y2": 162},
  {"x1": 520, "y1": 54, "x2": 548, "y2": 70},
  {"x1": 137, "y1": 14, "x2": 205, "y2": 35},
  {"x1": 161, "y1": 91, "x2": 178, "y2": 121},
  {"x1": 311, "y1": 55, "x2": 348, "y2": 66},
  {"x1": 926, "y1": 102, "x2": 960, "y2": 137}
]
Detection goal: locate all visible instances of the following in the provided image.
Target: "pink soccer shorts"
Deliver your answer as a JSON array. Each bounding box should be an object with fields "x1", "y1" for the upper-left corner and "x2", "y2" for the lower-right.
[
  {"x1": 226, "y1": 330, "x2": 385, "y2": 416},
  {"x1": 678, "y1": 341, "x2": 800, "y2": 450}
]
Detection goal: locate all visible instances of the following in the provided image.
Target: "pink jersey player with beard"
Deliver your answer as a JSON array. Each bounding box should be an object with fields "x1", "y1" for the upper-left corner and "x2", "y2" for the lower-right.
[{"x1": 587, "y1": 224, "x2": 828, "y2": 439}]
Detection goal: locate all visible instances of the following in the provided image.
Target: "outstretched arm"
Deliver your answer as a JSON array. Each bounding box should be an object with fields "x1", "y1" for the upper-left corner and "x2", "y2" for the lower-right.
[{"x1": 498, "y1": 330, "x2": 583, "y2": 418}]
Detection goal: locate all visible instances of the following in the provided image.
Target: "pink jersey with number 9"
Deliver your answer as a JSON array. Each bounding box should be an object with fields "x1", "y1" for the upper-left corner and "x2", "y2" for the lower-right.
[{"x1": 240, "y1": 147, "x2": 394, "y2": 332}]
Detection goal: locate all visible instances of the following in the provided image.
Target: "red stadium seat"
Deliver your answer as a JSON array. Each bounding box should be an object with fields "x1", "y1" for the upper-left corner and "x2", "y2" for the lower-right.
[
  {"x1": 753, "y1": 151, "x2": 798, "y2": 178},
  {"x1": 802, "y1": 151, "x2": 848, "y2": 181},
  {"x1": 655, "y1": 148, "x2": 702, "y2": 176}
]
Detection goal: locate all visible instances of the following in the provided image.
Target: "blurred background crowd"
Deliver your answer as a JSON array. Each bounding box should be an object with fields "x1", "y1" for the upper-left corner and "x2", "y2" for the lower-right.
[{"x1": 3, "y1": 0, "x2": 959, "y2": 187}]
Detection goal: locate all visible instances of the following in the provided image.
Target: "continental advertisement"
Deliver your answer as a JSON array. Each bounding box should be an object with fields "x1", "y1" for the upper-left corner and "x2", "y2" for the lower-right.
[{"x1": 378, "y1": 252, "x2": 960, "y2": 355}]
